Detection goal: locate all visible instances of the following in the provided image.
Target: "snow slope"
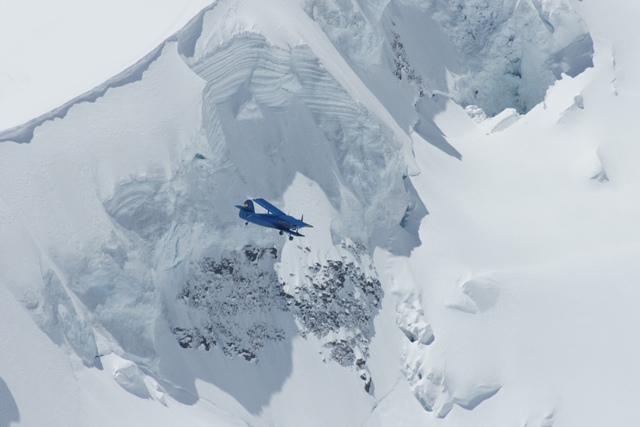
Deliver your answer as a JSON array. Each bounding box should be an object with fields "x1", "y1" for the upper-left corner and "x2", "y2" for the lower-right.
[{"x1": 1, "y1": 0, "x2": 640, "y2": 426}]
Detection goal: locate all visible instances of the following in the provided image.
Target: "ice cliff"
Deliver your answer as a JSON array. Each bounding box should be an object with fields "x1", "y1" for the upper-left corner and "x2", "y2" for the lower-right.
[{"x1": 308, "y1": 0, "x2": 593, "y2": 116}]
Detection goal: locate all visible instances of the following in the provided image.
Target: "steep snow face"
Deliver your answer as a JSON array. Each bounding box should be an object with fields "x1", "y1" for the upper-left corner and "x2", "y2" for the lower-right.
[
  {"x1": 0, "y1": 0, "x2": 416, "y2": 424},
  {"x1": 156, "y1": 3, "x2": 411, "y2": 378},
  {"x1": 307, "y1": 0, "x2": 593, "y2": 115},
  {"x1": 3, "y1": 0, "x2": 640, "y2": 426},
  {"x1": 0, "y1": 0, "x2": 410, "y2": 363}
]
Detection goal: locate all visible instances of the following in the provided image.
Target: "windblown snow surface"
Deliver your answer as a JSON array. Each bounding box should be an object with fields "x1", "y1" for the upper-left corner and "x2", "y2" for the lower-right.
[{"x1": 0, "y1": 0, "x2": 638, "y2": 426}]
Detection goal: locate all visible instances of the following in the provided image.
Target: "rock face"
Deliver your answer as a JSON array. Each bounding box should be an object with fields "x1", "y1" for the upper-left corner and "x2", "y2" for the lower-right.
[
  {"x1": 173, "y1": 246, "x2": 288, "y2": 361},
  {"x1": 294, "y1": 241, "x2": 382, "y2": 365},
  {"x1": 172, "y1": 241, "x2": 381, "y2": 390}
]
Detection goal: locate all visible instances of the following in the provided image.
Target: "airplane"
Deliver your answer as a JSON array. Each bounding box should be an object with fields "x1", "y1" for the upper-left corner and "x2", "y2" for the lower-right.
[{"x1": 235, "y1": 198, "x2": 313, "y2": 240}]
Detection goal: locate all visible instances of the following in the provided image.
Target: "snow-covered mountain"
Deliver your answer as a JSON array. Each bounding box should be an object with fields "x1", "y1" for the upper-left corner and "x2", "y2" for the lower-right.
[{"x1": 1, "y1": 0, "x2": 639, "y2": 426}]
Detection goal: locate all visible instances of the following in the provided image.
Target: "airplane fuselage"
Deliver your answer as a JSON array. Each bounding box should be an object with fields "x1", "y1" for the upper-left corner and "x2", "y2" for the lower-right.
[
  {"x1": 239, "y1": 210, "x2": 292, "y2": 231},
  {"x1": 236, "y1": 198, "x2": 311, "y2": 239}
]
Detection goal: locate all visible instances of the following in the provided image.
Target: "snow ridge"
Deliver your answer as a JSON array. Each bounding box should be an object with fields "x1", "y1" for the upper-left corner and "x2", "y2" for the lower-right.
[
  {"x1": 0, "y1": 45, "x2": 164, "y2": 144},
  {"x1": 0, "y1": 2, "x2": 217, "y2": 144}
]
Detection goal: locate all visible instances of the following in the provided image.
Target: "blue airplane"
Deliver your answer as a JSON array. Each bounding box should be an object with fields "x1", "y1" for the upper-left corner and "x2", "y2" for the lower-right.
[{"x1": 235, "y1": 198, "x2": 313, "y2": 240}]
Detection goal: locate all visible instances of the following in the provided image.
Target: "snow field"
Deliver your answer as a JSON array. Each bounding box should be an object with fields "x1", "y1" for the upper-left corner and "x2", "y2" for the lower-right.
[{"x1": 396, "y1": 13, "x2": 640, "y2": 421}]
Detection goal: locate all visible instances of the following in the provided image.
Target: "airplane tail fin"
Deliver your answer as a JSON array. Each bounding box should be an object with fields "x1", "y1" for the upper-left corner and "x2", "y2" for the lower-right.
[
  {"x1": 300, "y1": 215, "x2": 313, "y2": 227},
  {"x1": 301, "y1": 214, "x2": 313, "y2": 227},
  {"x1": 235, "y1": 199, "x2": 255, "y2": 212}
]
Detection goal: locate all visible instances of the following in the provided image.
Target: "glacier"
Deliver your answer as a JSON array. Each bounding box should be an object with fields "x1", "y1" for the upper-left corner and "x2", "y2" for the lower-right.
[{"x1": 1, "y1": 0, "x2": 640, "y2": 426}]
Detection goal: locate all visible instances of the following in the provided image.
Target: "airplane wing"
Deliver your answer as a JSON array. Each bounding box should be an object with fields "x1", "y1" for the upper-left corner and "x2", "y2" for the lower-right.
[
  {"x1": 253, "y1": 198, "x2": 286, "y2": 216},
  {"x1": 287, "y1": 217, "x2": 313, "y2": 229}
]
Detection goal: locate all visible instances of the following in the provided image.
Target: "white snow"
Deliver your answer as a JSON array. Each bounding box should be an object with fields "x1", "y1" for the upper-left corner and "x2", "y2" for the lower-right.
[{"x1": 2, "y1": 0, "x2": 640, "y2": 426}]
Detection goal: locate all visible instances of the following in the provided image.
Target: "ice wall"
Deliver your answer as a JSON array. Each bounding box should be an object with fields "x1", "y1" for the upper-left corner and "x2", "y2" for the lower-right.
[{"x1": 307, "y1": 0, "x2": 594, "y2": 115}]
